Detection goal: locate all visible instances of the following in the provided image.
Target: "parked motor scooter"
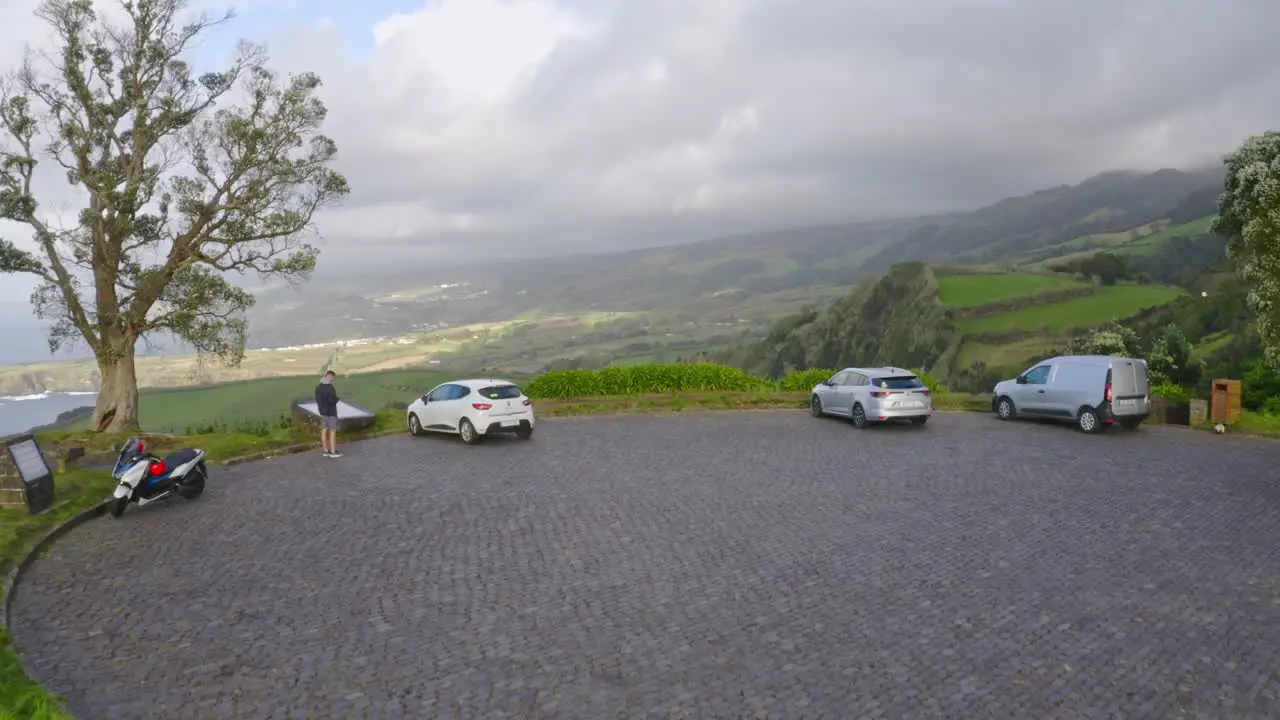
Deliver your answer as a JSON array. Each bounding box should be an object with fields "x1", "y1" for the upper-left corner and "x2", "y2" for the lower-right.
[{"x1": 110, "y1": 437, "x2": 208, "y2": 518}]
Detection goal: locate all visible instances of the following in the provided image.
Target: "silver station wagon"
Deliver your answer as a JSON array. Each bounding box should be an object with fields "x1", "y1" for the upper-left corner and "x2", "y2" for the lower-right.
[{"x1": 810, "y1": 367, "x2": 933, "y2": 428}]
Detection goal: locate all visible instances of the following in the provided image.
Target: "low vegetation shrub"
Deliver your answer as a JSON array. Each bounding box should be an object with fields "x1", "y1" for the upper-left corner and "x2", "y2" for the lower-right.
[
  {"x1": 524, "y1": 363, "x2": 768, "y2": 398},
  {"x1": 912, "y1": 369, "x2": 945, "y2": 394},
  {"x1": 777, "y1": 369, "x2": 836, "y2": 392},
  {"x1": 1152, "y1": 382, "x2": 1191, "y2": 404},
  {"x1": 185, "y1": 415, "x2": 292, "y2": 437}
]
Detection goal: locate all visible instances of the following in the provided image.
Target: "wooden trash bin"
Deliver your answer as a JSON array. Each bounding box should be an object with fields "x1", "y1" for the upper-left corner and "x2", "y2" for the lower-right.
[{"x1": 1210, "y1": 379, "x2": 1242, "y2": 425}]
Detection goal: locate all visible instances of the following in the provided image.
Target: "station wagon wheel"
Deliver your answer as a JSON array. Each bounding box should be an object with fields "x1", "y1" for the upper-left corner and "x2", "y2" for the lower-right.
[
  {"x1": 996, "y1": 396, "x2": 1016, "y2": 420},
  {"x1": 810, "y1": 395, "x2": 824, "y2": 417},
  {"x1": 1077, "y1": 406, "x2": 1102, "y2": 434},
  {"x1": 851, "y1": 403, "x2": 869, "y2": 429}
]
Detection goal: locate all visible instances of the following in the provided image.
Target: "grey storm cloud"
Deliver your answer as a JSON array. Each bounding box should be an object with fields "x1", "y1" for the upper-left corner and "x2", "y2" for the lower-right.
[{"x1": 3, "y1": 0, "x2": 1280, "y2": 278}]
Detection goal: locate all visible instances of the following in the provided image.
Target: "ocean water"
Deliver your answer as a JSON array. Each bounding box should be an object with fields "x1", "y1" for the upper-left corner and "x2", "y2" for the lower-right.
[{"x1": 0, "y1": 392, "x2": 97, "y2": 436}]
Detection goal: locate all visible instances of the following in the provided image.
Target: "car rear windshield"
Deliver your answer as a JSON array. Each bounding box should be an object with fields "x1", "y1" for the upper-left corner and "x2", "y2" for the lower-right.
[
  {"x1": 873, "y1": 375, "x2": 924, "y2": 389},
  {"x1": 478, "y1": 385, "x2": 523, "y2": 400}
]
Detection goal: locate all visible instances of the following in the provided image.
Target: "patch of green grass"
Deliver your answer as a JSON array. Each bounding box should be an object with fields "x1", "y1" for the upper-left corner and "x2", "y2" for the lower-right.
[
  {"x1": 937, "y1": 273, "x2": 1086, "y2": 308},
  {"x1": 958, "y1": 284, "x2": 1185, "y2": 334},
  {"x1": 1124, "y1": 215, "x2": 1216, "y2": 254},
  {"x1": 1192, "y1": 330, "x2": 1233, "y2": 360},
  {"x1": 48, "y1": 369, "x2": 525, "y2": 435},
  {"x1": 954, "y1": 336, "x2": 1065, "y2": 373},
  {"x1": 1234, "y1": 411, "x2": 1280, "y2": 436}
]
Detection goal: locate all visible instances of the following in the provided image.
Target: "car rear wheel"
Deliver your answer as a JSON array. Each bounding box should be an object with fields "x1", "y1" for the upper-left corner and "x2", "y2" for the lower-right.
[{"x1": 458, "y1": 418, "x2": 481, "y2": 445}]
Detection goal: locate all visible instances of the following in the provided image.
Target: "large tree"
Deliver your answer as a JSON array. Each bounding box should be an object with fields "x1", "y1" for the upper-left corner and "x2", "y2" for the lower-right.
[
  {"x1": 1213, "y1": 131, "x2": 1280, "y2": 368},
  {"x1": 0, "y1": 0, "x2": 349, "y2": 432}
]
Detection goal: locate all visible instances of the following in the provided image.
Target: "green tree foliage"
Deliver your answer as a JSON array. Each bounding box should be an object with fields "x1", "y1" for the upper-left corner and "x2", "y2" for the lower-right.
[
  {"x1": 1064, "y1": 321, "x2": 1200, "y2": 386},
  {"x1": 1049, "y1": 251, "x2": 1131, "y2": 285},
  {"x1": 720, "y1": 263, "x2": 958, "y2": 378},
  {"x1": 0, "y1": 0, "x2": 349, "y2": 432},
  {"x1": 1212, "y1": 130, "x2": 1280, "y2": 368}
]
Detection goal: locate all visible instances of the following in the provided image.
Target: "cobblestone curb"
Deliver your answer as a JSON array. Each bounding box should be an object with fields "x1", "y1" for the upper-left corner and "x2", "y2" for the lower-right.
[{"x1": 3, "y1": 498, "x2": 109, "y2": 630}]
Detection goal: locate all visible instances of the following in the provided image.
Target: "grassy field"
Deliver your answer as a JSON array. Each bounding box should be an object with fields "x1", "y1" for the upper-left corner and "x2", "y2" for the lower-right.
[
  {"x1": 958, "y1": 284, "x2": 1185, "y2": 335},
  {"x1": 936, "y1": 273, "x2": 1086, "y2": 308},
  {"x1": 50, "y1": 369, "x2": 533, "y2": 434}
]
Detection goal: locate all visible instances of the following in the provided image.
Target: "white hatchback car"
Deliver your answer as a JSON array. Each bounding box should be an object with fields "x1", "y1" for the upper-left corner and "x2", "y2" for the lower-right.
[{"x1": 406, "y1": 378, "x2": 535, "y2": 444}]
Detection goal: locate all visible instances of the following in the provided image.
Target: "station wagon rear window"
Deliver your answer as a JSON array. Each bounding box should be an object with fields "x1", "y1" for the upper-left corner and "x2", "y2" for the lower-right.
[
  {"x1": 874, "y1": 376, "x2": 924, "y2": 389},
  {"x1": 478, "y1": 385, "x2": 523, "y2": 400}
]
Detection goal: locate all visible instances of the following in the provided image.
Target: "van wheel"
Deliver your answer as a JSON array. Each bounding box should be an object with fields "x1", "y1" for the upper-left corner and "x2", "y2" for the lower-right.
[
  {"x1": 1077, "y1": 407, "x2": 1103, "y2": 434},
  {"x1": 996, "y1": 396, "x2": 1016, "y2": 420}
]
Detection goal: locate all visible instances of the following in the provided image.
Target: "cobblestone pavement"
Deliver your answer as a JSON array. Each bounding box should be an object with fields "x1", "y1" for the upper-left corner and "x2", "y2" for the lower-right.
[{"x1": 10, "y1": 411, "x2": 1280, "y2": 718}]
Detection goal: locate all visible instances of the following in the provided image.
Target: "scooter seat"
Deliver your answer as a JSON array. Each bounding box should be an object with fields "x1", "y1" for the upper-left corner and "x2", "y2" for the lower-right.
[{"x1": 163, "y1": 448, "x2": 201, "y2": 467}]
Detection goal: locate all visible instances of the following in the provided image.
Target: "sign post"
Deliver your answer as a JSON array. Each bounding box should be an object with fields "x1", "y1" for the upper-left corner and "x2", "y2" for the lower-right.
[{"x1": 4, "y1": 434, "x2": 55, "y2": 515}]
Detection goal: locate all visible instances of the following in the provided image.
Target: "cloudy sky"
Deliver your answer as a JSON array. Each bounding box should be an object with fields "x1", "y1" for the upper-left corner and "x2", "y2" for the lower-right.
[{"x1": 1, "y1": 0, "x2": 1279, "y2": 306}]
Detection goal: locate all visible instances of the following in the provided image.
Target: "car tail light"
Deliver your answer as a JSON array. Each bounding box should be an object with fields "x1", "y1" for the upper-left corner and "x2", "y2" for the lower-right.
[
  {"x1": 1105, "y1": 382, "x2": 1113, "y2": 403},
  {"x1": 148, "y1": 460, "x2": 167, "y2": 476},
  {"x1": 472, "y1": 403, "x2": 492, "y2": 410},
  {"x1": 522, "y1": 398, "x2": 531, "y2": 406}
]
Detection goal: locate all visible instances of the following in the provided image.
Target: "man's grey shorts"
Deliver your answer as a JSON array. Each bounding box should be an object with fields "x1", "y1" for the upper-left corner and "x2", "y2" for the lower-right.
[{"x1": 320, "y1": 415, "x2": 339, "y2": 431}]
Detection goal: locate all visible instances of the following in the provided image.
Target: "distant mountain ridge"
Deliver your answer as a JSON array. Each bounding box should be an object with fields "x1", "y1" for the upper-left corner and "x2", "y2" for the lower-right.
[{"x1": 239, "y1": 165, "x2": 1226, "y2": 349}]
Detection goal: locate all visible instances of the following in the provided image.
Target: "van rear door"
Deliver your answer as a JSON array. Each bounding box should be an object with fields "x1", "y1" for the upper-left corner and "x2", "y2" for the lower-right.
[{"x1": 1109, "y1": 359, "x2": 1150, "y2": 413}]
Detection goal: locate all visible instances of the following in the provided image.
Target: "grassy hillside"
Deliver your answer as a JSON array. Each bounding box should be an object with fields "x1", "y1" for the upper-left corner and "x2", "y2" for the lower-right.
[
  {"x1": 936, "y1": 272, "x2": 1087, "y2": 307},
  {"x1": 722, "y1": 259, "x2": 1188, "y2": 392},
  {"x1": 861, "y1": 167, "x2": 1223, "y2": 272},
  {"x1": 957, "y1": 285, "x2": 1184, "y2": 335}
]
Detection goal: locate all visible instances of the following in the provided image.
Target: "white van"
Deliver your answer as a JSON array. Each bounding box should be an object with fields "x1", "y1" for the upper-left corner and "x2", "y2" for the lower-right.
[{"x1": 991, "y1": 355, "x2": 1151, "y2": 433}]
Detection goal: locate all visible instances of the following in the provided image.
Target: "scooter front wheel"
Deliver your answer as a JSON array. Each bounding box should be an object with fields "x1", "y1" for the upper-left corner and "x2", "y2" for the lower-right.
[{"x1": 110, "y1": 495, "x2": 129, "y2": 518}]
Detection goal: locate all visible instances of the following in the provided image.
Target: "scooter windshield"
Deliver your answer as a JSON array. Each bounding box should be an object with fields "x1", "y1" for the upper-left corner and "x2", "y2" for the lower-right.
[{"x1": 114, "y1": 438, "x2": 143, "y2": 471}]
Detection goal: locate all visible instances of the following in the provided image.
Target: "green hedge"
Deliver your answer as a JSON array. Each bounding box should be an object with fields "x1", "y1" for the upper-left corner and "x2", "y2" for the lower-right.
[
  {"x1": 777, "y1": 369, "x2": 836, "y2": 392},
  {"x1": 523, "y1": 363, "x2": 769, "y2": 399},
  {"x1": 523, "y1": 363, "x2": 949, "y2": 399}
]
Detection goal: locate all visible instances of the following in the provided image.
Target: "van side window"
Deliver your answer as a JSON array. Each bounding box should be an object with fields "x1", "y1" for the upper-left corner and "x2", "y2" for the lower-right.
[{"x1": 1024, "y1": 366, "x2": 1051, "y2": 384}]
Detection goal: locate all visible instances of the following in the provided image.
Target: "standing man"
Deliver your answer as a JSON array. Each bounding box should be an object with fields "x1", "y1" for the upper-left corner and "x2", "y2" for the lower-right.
[{"x1": 315, "y1": 370, "x2": 342, "y2": 458}]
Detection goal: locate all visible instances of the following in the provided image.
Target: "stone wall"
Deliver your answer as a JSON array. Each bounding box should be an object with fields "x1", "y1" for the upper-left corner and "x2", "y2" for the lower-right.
[{"x1": 0, "y1": 447, "x2": 25, "y2": 507}]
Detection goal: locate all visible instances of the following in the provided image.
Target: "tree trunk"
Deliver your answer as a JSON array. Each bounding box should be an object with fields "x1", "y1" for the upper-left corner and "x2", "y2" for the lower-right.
[{"x1": 91, "y1": 342, "x2": 140, "y2": 434}]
